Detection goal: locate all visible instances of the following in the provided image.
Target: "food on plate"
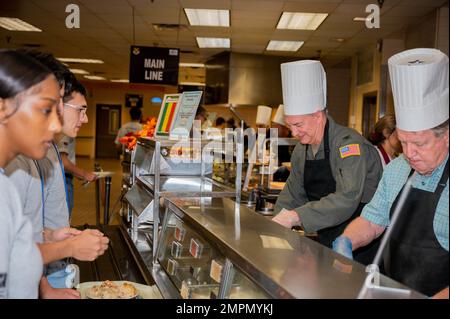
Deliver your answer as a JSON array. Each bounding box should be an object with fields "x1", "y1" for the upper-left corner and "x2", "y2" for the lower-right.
[{"x1": 87, "y1": 280, "x2": 138, "y2": 299}]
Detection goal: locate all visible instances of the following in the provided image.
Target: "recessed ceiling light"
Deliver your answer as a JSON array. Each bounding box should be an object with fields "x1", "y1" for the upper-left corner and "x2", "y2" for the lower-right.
[
  {"x1": 57, "y1": 58, "x2": 104, "y2": 64},
  {"x1": 184, "y1": 9, "x2": 229, "y2": 27},
  {"x1": 110, "y1": 79, "x2": 129, "y2": 83},
  {"x1": 69, "y1": 68, "x2": 89, "y2": 75},
  {"x1": 196, "y1": 37, "x2": 230, "y2": 48},
  {"x1": 0, "y1": 17, "x2": 42, "y2": 32},
  {"x1": 331, "y1": 38, "x2": 345, "y2": 42},
  {"x1": 179, "y1": 62, "x2": 205, "y2": 68},
  {"x1": 277, "y1": 12, "x2": 328, "y2": 30},
  {"x1": 84, "y1": 75, "x2": 106, "y2": 80},
  {"x1": 266, "y1": 40, "x2": 304, "y2": 52}
]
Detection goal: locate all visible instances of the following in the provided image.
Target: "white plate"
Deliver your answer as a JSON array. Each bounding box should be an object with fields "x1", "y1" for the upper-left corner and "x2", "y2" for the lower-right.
[{"x1": 77, "y1": 281, "x2": 162, "y2": 299}]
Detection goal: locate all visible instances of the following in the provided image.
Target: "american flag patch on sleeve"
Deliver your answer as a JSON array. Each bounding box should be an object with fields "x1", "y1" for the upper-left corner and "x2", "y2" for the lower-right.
[{"x1": 339, "y1": 144, "x2": 361, "y2": 158}]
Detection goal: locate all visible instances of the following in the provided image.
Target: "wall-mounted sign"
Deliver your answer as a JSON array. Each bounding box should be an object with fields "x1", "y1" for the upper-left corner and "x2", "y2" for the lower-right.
[
  {"x1": 129, "y1": 46, "x2": 179, "y2": 85},
  {"x1": 125, "y1": 94, "x2": 143, "y2": 108},
  {"x1": 155, "y1": 94, "x2": 182, "y2": 137}
]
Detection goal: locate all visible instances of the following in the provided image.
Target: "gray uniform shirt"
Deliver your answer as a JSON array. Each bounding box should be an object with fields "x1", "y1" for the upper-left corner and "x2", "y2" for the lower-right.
[
  {"x1": 57, "y1": 135, "x2": 76, "y2": 164},
  {"x1": 0, "y1": 172, "x2": 43, "y2": 299},
  {"x1": 39, "y1": 144, "x2": 70, "y2": 229},
  {"x1": 4, "y1": 156, "x2": 44, "y2": 243},
  {"x1": 274, "y1": 116, "x2": 383, "y2": 233}
]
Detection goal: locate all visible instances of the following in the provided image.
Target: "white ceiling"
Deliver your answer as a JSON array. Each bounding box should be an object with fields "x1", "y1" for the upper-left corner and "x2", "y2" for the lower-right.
[{"x1": 0, "y1": 0, "x2": 447, "y2": 80}]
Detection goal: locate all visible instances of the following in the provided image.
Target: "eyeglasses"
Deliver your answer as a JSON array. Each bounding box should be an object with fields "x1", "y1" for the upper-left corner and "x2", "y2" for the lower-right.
[{"x1": 64, "y1": 103, "x2": 87, "y2": 116}]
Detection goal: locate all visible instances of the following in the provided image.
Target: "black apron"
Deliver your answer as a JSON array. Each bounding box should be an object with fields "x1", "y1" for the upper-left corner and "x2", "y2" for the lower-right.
[
  {"x1": 384, "y1": 159, "x2": 449, "y2": 296},
  {"x1": 303, "y1": 121, "x2": 380, "y2": 264}
]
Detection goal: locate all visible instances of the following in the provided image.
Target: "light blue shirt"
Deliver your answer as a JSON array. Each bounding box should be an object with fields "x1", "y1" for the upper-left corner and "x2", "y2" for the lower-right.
[{"x1": 362, "y1": 154, "x2": 449, "y2": 251}]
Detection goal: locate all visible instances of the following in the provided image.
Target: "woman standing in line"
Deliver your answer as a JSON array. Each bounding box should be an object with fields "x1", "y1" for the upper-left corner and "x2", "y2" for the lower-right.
[{"x1": 0, "y1": 50, "x2": 62, "y2": 298}]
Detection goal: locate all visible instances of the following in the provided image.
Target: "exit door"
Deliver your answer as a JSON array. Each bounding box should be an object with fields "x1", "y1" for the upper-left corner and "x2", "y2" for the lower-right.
[{"x1": 96, "y1": 104, "x2": 121, "y2": 159}]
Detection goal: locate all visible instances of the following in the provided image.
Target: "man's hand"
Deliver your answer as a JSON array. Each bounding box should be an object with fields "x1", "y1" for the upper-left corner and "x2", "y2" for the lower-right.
[
  {"x1": 39, "y1": 277, "x2": 80, "y2": 299},
  {"x1": 83, "y1": 171, "x2": 98, "y2": 182},
  {"x1": 45, "y1": 227, "x2": 82, "y2": 243},
  {"x1": 68, "y1": 229, "x2": 109, "y2": 261},
  {"x1": 332, "y1": 236, "x2": 353, "y2": 260},
  {"x1": 272, "y1": 209, "x2": 301, "y2": 229},
  {"x1": 41, "y1": 287, "x2": 81, "y2": 299}
]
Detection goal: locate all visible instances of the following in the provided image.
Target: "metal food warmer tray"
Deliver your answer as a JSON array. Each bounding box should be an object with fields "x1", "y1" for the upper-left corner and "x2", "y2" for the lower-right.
[{"x1": 146, "y1": 196, "x2": 426, "y2": 299}]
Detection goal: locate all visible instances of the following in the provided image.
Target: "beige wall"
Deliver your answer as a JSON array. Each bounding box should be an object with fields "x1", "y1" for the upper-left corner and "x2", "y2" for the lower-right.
[
  {"x1": 348, "y1": 45, "x2": 382, "y2": 133},
  {"x1": 326, "y1": 67, "x2": 351, "y2": 126},
  {"x1": 348, "y1": 5, "x2": 448, "y2": 133},
  {"x1": 76, "y1": 81, "x2": 177, "y2": 158}
]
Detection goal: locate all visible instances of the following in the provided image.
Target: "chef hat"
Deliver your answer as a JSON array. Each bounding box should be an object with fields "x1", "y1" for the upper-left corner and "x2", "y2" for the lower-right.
[
  {"x1": 272, "y1": 104, "x2": 286, "y2": 126},
  {"x1": 388, "y1": 48, "x2": 449, "y2": 132},
  {"x1": 256, "y1": 105, "x2": 272, "y2": 126},
  {"x1": 281, "y1": 60, "x2": 327, "y2": 116}
]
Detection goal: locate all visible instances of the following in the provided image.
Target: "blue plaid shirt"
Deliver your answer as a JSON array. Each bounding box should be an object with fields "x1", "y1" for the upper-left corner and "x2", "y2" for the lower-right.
[{"x1": 362, "y1": 154, "x2": 449, "y2": 251}]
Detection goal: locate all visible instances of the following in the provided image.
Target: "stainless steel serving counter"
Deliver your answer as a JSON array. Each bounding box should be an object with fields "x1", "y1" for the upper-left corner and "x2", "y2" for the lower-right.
[
  {"x1": 137, "y1": 175, "x2": 235, "y2": 198},
  {"x1": 162, "y1": 197, "x2": 425, "y2": 299}
]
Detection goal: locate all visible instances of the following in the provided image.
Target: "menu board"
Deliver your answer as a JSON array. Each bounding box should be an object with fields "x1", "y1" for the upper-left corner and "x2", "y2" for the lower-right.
[
  {"x1": 155, "y1": 94, "x2": 181, "y2": 137},
  {"x1": 169, "y1": 91, "x2": 203, "y2": 140}
]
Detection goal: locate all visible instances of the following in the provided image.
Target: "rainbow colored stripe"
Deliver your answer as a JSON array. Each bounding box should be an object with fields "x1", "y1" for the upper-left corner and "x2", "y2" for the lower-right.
[{"x1": 157, "y1": 102, "x2": 177, "y2": 134}]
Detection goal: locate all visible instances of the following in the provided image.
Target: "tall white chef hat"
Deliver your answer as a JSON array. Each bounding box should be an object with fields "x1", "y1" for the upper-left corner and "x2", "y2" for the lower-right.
[
  {"x1": 272, "y1": 104, "x2": 286, "y2": 126},
  {"x1": 256, "y1": 105, "x2": 272, "y2": 126},
  {"x1": 388, "y1": 48, "x2": 449, "y2": 132},
  {"x1": 281, "y1": 60, "x2": 327, "y2": 116}
]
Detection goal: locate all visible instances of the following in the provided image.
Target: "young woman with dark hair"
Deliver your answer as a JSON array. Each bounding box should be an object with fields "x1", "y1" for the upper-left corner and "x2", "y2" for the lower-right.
[{"x1": 0, "y1": 49, "x2": 62, "y2": 298}]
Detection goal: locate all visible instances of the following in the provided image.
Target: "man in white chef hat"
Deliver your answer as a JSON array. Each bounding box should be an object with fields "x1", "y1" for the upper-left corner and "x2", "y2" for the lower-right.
[
  {"x1": 255, "y1": 105, "x2": 272, "y2": 128},
  {"x1": 272, "y1": 60, "x2": 383, "y2": 264},
  {"x1": 333, "y1": 48, "x2": 449, "y2": 298}
]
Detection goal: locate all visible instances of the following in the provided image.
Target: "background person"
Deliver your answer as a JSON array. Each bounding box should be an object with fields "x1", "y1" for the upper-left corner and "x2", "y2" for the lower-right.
[{"x1": 369, "y1": 114, "x2": 402, "y2": 167}]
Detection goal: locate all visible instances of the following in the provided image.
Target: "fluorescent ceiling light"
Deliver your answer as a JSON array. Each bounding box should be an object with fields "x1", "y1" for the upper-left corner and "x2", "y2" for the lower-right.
[
  {"x1": 179, "y1": 62, "x2": 205, "y2": 68},
  {"x1": 353, "y1": 17, "x2": 369, "y2": 22},
  {"x1": 0, "y1": 17, "x2": 42, "y2": 31},
  {"x1": 69, "y1": 68, "x2": 89, "y2": 75},
  {"x1": 84, "y1": 75, "x2": 106, "y2": 80},
  {"x1": 266, "y1": 40, "x2": 304, "y2": 52},
  {"x1": 276, "y1": 12, "x2": 328, "y2": 30},
  {"x1": 196, "y1": 37, "x2": 230, "y2": 48},
  {"x1": 184, "y1": 8, "x2": 229, "y2": 27},
  {"x1": 110, "y1": 79, "x2": 129, "y2": 83},
  {"x1": 57, "y1": 58, "x2": 104, "y2": 64},
  {"x1": 179, "y1": 82, "x2": 206, "y2": 86}
]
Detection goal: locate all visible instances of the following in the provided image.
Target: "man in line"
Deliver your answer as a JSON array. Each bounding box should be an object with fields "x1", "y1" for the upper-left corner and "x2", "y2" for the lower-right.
[{"x1": 57, "y1": 78, "x2": 97, "y2": 216}]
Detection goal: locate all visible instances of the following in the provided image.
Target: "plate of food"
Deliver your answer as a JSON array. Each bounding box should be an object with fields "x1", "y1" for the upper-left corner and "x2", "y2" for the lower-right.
[
  {"x1": 78, "y1": 280, "x2": 163, "y2": 299},
  {"x1": 84, "y1": 280, "x2": 139, "y2": 299}
]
